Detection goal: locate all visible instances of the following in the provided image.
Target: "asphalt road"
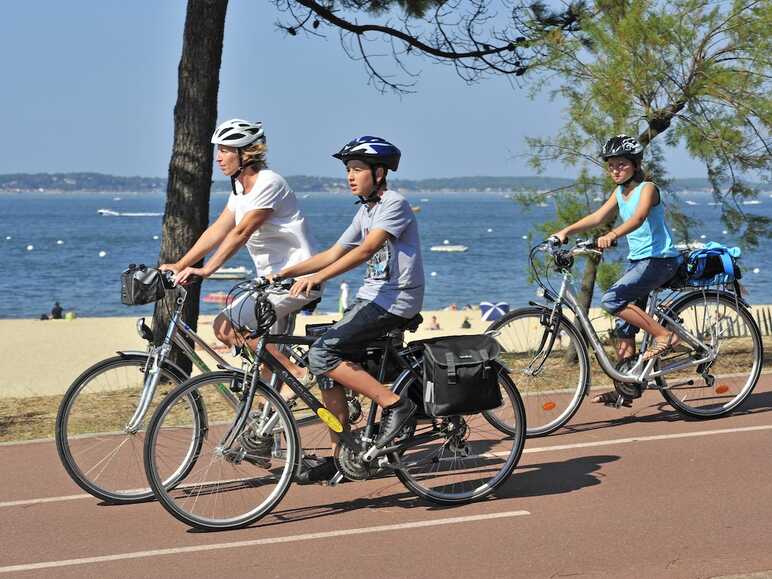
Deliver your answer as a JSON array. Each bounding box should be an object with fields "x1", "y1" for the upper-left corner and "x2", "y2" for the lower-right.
[{"x1": 2, "y1": 376, "x2": 771, "y2": 578}]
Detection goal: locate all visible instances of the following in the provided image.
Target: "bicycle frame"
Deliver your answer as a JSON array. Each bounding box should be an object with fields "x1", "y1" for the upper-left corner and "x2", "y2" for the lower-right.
[
  {"x1": 542, "y1": 267, "x2": 717, "y2": 387},
  {"x1": 125, "y1": 286, "x2": 236, "y2": 432}
]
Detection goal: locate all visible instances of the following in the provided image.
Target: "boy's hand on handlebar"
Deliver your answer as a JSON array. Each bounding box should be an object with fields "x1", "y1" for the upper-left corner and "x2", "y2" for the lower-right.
[{"x1": 289, "y1": 274, "x2": 321, "y2": 297}]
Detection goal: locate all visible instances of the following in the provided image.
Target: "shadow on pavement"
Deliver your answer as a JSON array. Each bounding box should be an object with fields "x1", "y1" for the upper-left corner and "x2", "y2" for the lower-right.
[
  {"x1": 495, "y1": 454, "x2": 619, "y2": 499},
  {"x1": 547, "y1": 388, "x2": 772, "y2": 437}
]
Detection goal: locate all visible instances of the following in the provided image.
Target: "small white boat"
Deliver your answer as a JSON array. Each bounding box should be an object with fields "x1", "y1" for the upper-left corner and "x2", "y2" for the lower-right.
[
  {"x1": 97, "y1": 209, "x2": 162, "y2": 217},
  {"x1": 431, "y1": 244, "x2": 468, "y2": 253},
  {"x1": 210, "y1": 266, "x2": 251, "y2": 280},
  {"x1": 685, "y1": 200, "x2": 698, "y2": 206},
  {"x1": 742, "y1": 200, "x2": 761, "y2": 205}
]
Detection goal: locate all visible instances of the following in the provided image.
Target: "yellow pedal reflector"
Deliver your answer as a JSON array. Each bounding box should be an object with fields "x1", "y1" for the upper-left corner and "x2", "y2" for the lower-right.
[
  {"x1": 542, "y1": 401, "x2": 557, "y2": 411},
  {"x1": 715, "y1": 384, "x2": 730, "y2": 394},
  {"x1": 317, "y1": 408, "x2": 344, "y2": 433}
]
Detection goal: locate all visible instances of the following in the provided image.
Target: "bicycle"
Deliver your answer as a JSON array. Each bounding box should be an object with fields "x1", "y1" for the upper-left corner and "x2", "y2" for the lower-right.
[
  {"x1": 143, "y1": 278, "x2": 527, "y2": 530},
  {"x1": 488, "y1": 238, "x2": 763, "y2": 437},
  {"x1": 54, "y1": 271, "x2": 327, "y2": 505}
]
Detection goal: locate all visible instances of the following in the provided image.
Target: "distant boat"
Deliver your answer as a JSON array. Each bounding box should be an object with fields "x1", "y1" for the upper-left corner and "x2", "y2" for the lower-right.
[
  {"x1": 431, "y1": 244, "x2": 468, "y2": 253},
  {"x1": 685, "y1": 200, "x2": 698, "y2": 206},
  {"x1": 743, "y1": 200, "x2": 761, "y2": 205},
  {"x1": 202, "y1": 292, "x2": 234, "y2": 304},
  {"x1": 411, "y1": 206, "x2": 422, "y2": 213},
  {"x1": 420, "y1": 198, "x2": 430, "y2": 202},
  {"x1": 210, "y1": 266, "x2": 251, "y2": 280},
  {"x1": 97, "y1": 208, "x2": 162, "y2": 217}
]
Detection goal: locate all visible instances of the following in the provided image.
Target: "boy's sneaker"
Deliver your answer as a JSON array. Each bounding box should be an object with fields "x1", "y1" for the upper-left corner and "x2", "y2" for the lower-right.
[
  {"x1": 375, "y1": 397, "x2": 417, "y2": 447},
  {"x1": 295, "y1": 456, "x2": 338, "y2": 485}
]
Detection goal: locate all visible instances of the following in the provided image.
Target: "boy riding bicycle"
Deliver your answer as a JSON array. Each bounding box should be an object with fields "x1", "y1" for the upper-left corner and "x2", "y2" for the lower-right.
[
  {"x1": 277, "y1": 136, "x2": 425, "y2": 482},
  {"x1": 552, "y1": 135, "x2": 682, "y2": 406}
]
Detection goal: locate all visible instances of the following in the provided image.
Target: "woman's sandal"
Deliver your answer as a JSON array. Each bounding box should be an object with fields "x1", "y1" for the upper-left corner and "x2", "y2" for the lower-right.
[
  {"x1": 641, "y1": 332, "x2": 681, "y2": 361},
  {"x1": 592, "y1": 390, "x2": 633, "y2": 408}
]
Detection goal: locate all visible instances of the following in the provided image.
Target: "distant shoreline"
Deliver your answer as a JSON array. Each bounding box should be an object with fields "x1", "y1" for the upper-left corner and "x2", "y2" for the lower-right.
[{"x1": 3, "y1": 172, "x2": 767, "y2": 195}]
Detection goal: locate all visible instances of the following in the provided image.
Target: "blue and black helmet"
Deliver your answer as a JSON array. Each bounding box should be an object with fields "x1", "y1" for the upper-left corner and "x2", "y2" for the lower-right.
[{"x1": 333, "y1": 136, "x2": 401, "y2": 171}]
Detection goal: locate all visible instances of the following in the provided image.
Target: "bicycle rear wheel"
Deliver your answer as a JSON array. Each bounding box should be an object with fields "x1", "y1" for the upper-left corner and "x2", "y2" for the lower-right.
[
  {"x1": 144, "y1": 371, "x2": 299, "y2": 530},
  {"x1": 658, "y1": 292, "x2": 763, "y2": 418},
  {"x1": 395, "y1": 366, "x2": 526, "y2": 505},
  {"x1": 487, "y1": 307, "x2": 590, "y2": 436},
  {"x1": 55, "y1": 354, "x2": 187, "y2": 504}
]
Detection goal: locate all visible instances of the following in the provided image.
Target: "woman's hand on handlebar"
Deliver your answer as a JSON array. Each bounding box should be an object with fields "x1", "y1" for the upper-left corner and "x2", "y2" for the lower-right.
[
  {"x1": 159, "y1": 263, "x2": 181, "y2": 276},
  {"x1": 175, "y1": 266, "x2": 207, "y2": 286}
]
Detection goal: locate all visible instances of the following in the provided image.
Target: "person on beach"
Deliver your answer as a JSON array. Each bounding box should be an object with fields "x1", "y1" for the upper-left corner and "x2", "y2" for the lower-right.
[
  {"x1": 51, "y1": 302, "x2": 63, "y2": 319},
  {"x1": 552, "y1": 135, "x2": 682, "y2": 406},
  {"x1": 160, "y1": 119, "x2": 320, "y2": 383},
  {"x1": 276, "y1": 135, "x2": 425, "y2": 483}
]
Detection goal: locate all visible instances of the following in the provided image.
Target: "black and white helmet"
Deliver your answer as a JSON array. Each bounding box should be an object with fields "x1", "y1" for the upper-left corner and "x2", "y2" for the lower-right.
[
  {"x1": 600, "y1": 134, "x2": 643, "y2": 162},
  {"x1": 211, "y1": 119, "x2": 266, "y2": 148}
]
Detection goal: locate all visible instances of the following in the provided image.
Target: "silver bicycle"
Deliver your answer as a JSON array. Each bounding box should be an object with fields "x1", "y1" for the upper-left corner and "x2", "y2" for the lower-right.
[{"x1": 488, "y1": 239, "x2": 763, "y2": 436}]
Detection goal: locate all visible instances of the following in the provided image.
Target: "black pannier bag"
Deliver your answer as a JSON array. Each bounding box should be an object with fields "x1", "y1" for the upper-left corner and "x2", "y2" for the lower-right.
[
  {"x1": 421, "y1": 334, "x2": 503, "y2": 417},
  {"x1": 121, "y1": 264, "x2": 167, "y2": 305}
]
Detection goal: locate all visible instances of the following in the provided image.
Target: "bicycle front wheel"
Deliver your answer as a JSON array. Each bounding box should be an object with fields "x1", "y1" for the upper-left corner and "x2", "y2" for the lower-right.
[
  {"x1": 395, "y1": 366, "x2": 526, "y2": 505},
  {"x1": 144, "y1": 371, "x2": 300, "y2": 530},
  {"x1": 659, "y1": 292, "x2": 763, "y2": 418},
  {"x1": 55, "y1": 354, "x2": 186, "y2": 504},
  {"x1": 488, "y1": 307, "x2": 590, "y2": 436}
]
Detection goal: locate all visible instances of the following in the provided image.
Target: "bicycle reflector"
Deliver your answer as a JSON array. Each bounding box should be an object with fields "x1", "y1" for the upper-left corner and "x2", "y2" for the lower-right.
[{"x1": 542, "y1": 401, "x2": 557, "y2": 411}]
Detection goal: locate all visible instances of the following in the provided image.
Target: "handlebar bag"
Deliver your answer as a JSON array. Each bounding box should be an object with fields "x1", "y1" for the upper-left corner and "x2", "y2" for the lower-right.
[
  {"x1": 421, "y1": 334, "x2": 503, "y2": 417},
  {"x1": 121, "y1": 265, "x2": 167, "y2": 305}
]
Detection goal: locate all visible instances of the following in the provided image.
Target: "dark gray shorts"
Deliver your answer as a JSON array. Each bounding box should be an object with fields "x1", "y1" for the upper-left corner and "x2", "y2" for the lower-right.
[
  {"x1": 600, "y1": 256, "x2": 682, "y2": 338},
  {"x1": 307, "y1": 299, "x2": 406, "y2": 382}
]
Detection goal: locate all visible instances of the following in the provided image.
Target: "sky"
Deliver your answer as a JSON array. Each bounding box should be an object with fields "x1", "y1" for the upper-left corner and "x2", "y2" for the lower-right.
[{"x1": 0, "y1": 1, "x2": 708, "y2": 180}]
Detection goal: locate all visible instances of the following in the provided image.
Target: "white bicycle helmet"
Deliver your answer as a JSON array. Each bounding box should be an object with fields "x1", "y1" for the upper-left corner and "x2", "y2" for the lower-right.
[{"x1": 211, "y1": 119, "x2": 266, "y2": 148}]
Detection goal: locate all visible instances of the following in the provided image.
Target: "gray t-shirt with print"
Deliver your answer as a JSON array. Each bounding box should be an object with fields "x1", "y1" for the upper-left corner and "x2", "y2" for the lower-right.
[{"x1": 336, "y1": 190, "x2": 425, "y2": 318}]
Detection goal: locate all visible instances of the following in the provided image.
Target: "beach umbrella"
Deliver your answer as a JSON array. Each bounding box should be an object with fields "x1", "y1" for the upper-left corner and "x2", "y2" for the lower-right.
[{"x1": 480, "y1": 301, "x2": 509, "y2": 321}]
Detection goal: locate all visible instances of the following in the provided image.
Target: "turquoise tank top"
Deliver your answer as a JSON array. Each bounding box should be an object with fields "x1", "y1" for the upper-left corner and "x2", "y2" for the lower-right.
[{"x1": 615, "y1": 182, "x2": 679, "y2": 260}]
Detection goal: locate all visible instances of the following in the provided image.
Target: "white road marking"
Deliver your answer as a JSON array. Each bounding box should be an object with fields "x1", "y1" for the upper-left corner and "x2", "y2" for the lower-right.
[
  {"x1": 522, "y1": 424, "x2": 772, "y2": 454},
  {"x1": 0, "y1": 510, "x2": 531, "y2": 574},
  {"x1": 3, "y1": 423, "x2": 771, "y2": 509}
]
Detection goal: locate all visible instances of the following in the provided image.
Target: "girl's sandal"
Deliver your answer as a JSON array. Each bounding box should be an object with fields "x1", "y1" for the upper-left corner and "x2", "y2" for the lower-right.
[
  {"x1": 641, "y1": 333, "x2": 680, "y2": 361},
  {"x1": 592, "y1": 390, "x2": 633, "y2": 408}
]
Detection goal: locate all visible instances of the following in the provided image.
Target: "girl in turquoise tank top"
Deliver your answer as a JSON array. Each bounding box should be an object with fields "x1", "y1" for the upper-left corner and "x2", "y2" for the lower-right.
[{"x1": 553, "y1": 135, "x2": 682, "y2": 406}]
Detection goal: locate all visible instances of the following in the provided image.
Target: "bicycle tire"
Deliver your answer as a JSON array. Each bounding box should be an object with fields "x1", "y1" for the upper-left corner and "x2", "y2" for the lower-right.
[
  {"x1": 487, "y1": 307, "x2": 590, "y2": 436},
  {"x1": 144, "y1": 371, "x2": 300, "y2": 530},
  {"x1": 395, "y1": 365, "x2": 526, "y2": 505},
  {"x1": 658, "y1": 292, "x2": 763, "y2": 418},
  {"x1": 55, "y1": 354, "x2": 196, "y2": 504}
]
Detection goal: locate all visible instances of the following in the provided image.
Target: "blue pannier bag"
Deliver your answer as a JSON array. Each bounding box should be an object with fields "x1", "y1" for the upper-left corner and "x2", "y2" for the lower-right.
[{"x1": 686, "y1": 242, "x2": 742, "y2": 287}]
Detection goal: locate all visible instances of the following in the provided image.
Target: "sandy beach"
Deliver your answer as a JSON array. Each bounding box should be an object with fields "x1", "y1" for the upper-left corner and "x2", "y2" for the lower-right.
[{"x1": 0, "y1": 308, "x2": 538, "y2": 398}]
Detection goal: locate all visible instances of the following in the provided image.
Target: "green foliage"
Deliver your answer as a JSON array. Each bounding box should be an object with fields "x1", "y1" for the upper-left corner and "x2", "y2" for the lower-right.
[
  {"x1": 596, "y1": 261, "x2": 623, "y2": 292},
  {"x1": 522, "y1": 0, "x2": 771, "y2": 246}
]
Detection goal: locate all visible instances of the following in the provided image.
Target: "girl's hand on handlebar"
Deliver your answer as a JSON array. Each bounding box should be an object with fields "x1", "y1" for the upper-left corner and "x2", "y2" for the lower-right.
[
  {"x1": 175, "y1": 266, "x2": 207, "y2": 286},
  {"x1": 289, "y1": 274, "x2": 321, "y2": 297},
  {"x1": 596, "y1": 232, "x2": 617, "y2": 249}
]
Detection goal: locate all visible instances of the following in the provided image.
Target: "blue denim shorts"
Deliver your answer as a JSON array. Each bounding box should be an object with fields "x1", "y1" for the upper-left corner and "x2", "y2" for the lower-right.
[
  {"x1": 307, "y1": 299, "x2": 407, "y2": 382},
  {"x1": 600, "y1": 256, "x2": 682, "y2": 338}
]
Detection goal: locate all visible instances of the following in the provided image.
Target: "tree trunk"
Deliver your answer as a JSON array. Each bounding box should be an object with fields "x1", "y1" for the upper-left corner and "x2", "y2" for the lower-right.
[{"x1": 153, "y1": 0, "x2": 228, "y2": 373}]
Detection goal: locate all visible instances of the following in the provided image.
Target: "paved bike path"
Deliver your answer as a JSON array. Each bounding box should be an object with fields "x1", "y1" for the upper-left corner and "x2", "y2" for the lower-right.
[{"x1": 2, "y1": 377, "x2": 771, "y2": 578}]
